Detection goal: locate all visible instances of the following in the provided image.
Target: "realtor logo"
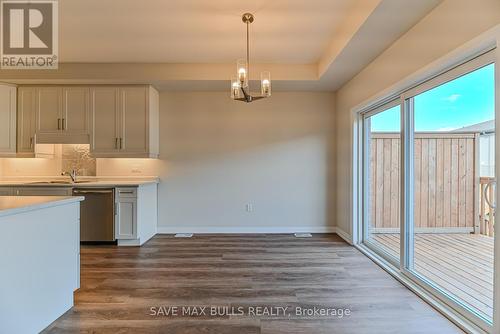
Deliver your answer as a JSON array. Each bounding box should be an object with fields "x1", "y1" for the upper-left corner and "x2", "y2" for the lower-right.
[{"x1": 1, "y1": 0, "x2": 58, "y2": 69}]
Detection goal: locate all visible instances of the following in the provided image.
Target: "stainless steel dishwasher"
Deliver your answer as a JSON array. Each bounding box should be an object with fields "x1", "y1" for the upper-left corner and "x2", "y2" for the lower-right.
[{"x1": 73, "y1": 188, "x2": 116, "y2": 243}]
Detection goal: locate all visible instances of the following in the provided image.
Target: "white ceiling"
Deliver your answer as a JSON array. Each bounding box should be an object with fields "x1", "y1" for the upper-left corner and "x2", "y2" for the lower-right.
[
  {"x1": 1, "y1": 0, "x2": 443, "y2": 91},
  {"x1": 60, "y1": 0, "x2": 353, "y2": 64}
]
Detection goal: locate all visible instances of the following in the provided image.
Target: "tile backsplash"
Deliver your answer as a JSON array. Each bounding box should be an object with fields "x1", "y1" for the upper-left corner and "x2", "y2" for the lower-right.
[
  {"x1": 61, "y1": 144, "x2": 96, "y2": 176},
  {"x1": 0, "y1": 144, "x2": 159, "y2": 177}
]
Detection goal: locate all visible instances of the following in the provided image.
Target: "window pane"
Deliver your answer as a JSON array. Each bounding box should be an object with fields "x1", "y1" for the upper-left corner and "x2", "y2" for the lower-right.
[{"x1": 364, "y1": 104, "x2": 401, "y2": 261}]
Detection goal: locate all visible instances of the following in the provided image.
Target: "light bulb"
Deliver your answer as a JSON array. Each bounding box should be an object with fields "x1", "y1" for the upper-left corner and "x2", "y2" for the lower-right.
[
  {"x1": 231, "y1": 78, "x2": 241, "y2": 99},
  {"x1": 238, "y1": 68, "x2": 246, "y2": 83},
  {"x1": 261, "y1": 78, "x2": 270, "y2": 96}
]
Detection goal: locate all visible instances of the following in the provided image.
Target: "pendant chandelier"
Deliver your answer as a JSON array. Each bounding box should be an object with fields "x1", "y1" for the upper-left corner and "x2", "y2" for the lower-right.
[{"x1": 231, "y1": 13, "x2": 271, "y2": 103}]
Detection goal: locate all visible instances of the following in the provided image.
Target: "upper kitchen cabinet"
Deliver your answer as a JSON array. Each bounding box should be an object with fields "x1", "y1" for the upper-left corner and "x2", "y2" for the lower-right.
[
  {"x1": 36, "y1": 86, "x2": 90, "y2": 144},
  {"x1": 62, "y1": 87, "x2": 90, "y2": 139},
  {"x1": 0, "y1": 84, "x2": 17, "y2": 157},
  {"x1": 17, "y1": 87, "x2": 37, "y2": 156},
  {"x1": 89, "y1": 87, "x2": 120, "y2": 155},
  {"x1": 90, "y1": 86, "x2": 159, "y2": 158},
  {"x1": 37, "y1": 87, "x2": 61, "y2": 135}
]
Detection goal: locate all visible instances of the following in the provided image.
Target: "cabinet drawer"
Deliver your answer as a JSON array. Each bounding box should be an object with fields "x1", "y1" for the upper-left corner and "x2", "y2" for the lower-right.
[
  {"x1": 13, "y1": 187, "x2": 73, "y2": 196},
  {"x1": 116, "y1": 187, "x2": 137, "y2": 198}
]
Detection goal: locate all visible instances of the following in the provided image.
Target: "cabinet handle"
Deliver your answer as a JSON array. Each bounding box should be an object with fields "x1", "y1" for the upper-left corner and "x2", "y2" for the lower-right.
[
  {"x1": 120, "y1": 138, "x2": 123, "y2": 150},
  {"x1": 62, "y1": 118, "x2": 66, "y2": 130},
  {"x1": 57, "y1": 118, "x2": 61, "y2": 130},
  {"x1": 30, "y1": 137, "x2": 33, "y2": 149},
  {"x1": 115, "y1": 138, "x2": 118, "y2": 149}
]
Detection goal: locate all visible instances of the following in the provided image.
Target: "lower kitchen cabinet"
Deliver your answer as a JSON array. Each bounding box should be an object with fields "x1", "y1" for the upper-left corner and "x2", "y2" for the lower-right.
[
  {"x1": 115, "y1": 184, "x2": 157, "y2": 246},
  {"x1": 0, "y1": 183, "x2": 158, "y2": 246},
  {"x1": 115, "y1": 189, "x2": 137, "y2": 240}
]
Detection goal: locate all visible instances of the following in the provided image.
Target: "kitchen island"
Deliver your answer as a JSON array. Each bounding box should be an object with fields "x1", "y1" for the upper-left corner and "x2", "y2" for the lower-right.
[{"x1": 0, "y1": 196, "x2": 84, "y2": 334}]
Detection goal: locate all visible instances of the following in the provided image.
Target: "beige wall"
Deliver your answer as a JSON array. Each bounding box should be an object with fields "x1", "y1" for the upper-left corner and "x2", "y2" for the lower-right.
[
  {"x1": 156, "y1": 91, "x2": 336, "y2": 232},
  {"x1": 334, "y1": 0, "x2": 500, "y2": 236},
  {"x1": 0, "y1": 91, "x2": 336, "y2": 233}
]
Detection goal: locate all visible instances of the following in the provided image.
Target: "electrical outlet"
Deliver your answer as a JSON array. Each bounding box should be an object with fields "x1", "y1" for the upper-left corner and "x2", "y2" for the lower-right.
[{"x1": 245, "y1": 203, "x2": 253, "y2": 212}]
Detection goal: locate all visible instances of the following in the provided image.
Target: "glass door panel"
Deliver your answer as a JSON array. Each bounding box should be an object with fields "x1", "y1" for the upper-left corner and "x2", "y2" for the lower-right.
[
  {"x1": 409, "y1": 63, "x2": 495, "y2": 321},
  {"x1": 363, "y1": 103, "x2": 401, "y2": 262}
]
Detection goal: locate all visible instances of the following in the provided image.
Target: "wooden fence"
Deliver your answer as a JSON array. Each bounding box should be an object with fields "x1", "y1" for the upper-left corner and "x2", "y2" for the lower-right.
[
  {"x1": 479, "y1": 176, "x2": 496, "y2": 236},
  {"x1": 369, "y1": 132, "x2": 479, "y2": 233}
]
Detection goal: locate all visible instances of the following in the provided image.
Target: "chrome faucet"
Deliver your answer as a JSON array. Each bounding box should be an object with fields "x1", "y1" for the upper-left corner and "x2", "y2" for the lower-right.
[{"x1": 62, "y1": 169, "x2": 77, "y2": 183}]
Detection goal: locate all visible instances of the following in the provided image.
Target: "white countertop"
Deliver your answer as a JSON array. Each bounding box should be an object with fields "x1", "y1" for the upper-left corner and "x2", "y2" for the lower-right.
[
  {"x1": 0, "y1": 196, "x2": 84, "y2": 217},
  {"x1": 0, "y1": 177, "x2": 159, "y2": 187}
]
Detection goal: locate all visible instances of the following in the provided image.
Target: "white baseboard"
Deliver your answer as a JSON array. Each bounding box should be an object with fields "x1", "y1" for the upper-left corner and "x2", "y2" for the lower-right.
[
  {"x1": 335, "y1": 227, "x2": 353, "y2": 245},
  {"x1": 117, "y1": 239, "x2": 141, "y2": 246},
  {"x1": 156, "y1": 226, "x2": 337, "y2": 234}
]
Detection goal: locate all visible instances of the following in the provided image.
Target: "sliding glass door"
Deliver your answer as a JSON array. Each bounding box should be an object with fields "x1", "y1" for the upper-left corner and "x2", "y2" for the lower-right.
[
  {"x1": 361, "y1": 51, "x2": 496, "y2": 328},
  {"x1": 407, "y1": 61, "x2": 496, "y2": 323}
]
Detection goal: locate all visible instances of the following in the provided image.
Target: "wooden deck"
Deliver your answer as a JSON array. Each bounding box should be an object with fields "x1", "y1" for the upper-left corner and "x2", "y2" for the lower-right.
[{"x1": 371, "y1": 233, "x2": 494, "y2": 319}]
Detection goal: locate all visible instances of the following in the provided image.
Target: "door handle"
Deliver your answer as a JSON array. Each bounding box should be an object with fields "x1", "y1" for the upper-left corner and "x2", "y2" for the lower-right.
[{"x1": 57, "y1": 118, "x2": 61, "y2": 130}]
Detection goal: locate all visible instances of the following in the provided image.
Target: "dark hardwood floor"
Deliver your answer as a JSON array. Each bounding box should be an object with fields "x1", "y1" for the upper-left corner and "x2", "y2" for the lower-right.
[{"x1": 43, "y1": 234, "x2": 462, "y2": 334}]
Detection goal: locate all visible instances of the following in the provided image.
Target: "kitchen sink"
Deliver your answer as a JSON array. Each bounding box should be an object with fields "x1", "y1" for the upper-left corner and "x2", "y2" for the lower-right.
[{"x1": 26, "y1": 180, "x2": 92, "y2": 185}]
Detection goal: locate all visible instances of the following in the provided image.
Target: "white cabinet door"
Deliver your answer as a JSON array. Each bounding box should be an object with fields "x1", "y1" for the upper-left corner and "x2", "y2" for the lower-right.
[
  {"x1": 17, "y1": 87, "x2": 36, "y2": 155},
  {"x1": 90, "y1": 87, "x2": 120, "y2": 154},
  {"x1": 62, "y1": 87, "x2": 89, "y2": 136},
  {"x1": 119, "y1": 87, "x2": 148, "y2": 155},
  {"x1": 115, "y1": 196, "x2": 137, "y2": 239},
  {"x1": 0, "y1": 85, "x2": 17, "y2": 156},
  {"x1": 37, "y1": 87, "x2": 62, "y2": 134},
  {"x1": 90, "y1": 85, "x2": 158, "y2": 158}
]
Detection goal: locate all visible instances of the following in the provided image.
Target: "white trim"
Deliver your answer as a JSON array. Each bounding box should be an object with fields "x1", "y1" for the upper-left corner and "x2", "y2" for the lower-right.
[
  {"x1": 493, "y1": 31, "x2": 500, "y2": 334},
  {"x1": 117, "y1": 239, "x2": 141, "y2": 247},
  {"x1": 156, "y1": 226, "x2": 337, "y2": 234},
  {"x1": 357, "y1": 244, "x2": 487, "y2": 334},
  {"x1": 363, "y1": 98, "x2": 401, "y2": 118},
  {"x1": 335, "y1": 227, "x2": 353, "y2": 245},
  {"x1": 351, "y1": 110, "x2": 363, "y2": 245}
]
